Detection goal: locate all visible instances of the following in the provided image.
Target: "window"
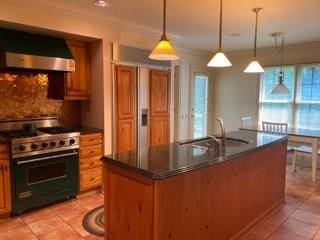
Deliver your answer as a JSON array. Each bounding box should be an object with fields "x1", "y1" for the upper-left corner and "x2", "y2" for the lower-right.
[
  {"x1": 259, "y1": 64, "x2": 320, "y2": 130},
  {"x1": 259, "y1": 66, "x2": 295, "y2": 126},
  {"x1": 191, "y1": 74, "x2": 209, "y2": 138},
  {"x1": 296, "y1": 65, "x2": 320, "y2": 129}
]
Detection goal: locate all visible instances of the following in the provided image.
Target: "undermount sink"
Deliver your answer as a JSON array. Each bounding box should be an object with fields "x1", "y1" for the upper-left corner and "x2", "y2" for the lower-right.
[{"x1": 180, "y1": 136, "x2": 249, "y2": 151}]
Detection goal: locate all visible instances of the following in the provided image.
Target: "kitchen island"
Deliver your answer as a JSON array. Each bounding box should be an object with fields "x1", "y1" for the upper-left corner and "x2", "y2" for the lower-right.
[{"x1": 102, "y1": 130, "x2": 288, "y2": 240}]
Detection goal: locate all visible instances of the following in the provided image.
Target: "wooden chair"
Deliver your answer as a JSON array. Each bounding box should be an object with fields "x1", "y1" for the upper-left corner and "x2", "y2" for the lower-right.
[
  {"x1": 291, "y1": 145, "x2": 320, "y2": 173},
  {"x1": 241, "y1": 116, "x2": 253, "y2": 128},
  {"x1": 262, "y1": 121, "x2": 288, "y2": 134}
]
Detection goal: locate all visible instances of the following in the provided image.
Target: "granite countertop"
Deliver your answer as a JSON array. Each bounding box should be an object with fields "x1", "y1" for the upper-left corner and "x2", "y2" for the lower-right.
[
  {"x1": 72, "y1": 126, "x2": 103, "y2": 135},
  {"x1": 102, "y1": 130, "x2": 288, "y2": 180}
]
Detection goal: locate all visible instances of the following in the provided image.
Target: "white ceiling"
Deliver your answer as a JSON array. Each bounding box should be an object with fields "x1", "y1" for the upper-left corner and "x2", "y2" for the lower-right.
[{"x1": 34, "y1": 0, "x2": 320, "y2": 52}]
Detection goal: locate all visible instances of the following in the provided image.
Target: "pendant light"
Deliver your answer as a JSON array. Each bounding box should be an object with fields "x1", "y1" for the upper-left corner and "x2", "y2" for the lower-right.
[
  {"x1": 207, "y1": 0, "x2": 232, "y2": 67},
  {"x1": 149, "y1": 0, "x2": 179, "y2": 61},
  {"x1": 244, "y1": 7, "x2": 264, "y2": 73},
  {"x1": 271, "y1": 33, "x2": 289, "y2": 94}
]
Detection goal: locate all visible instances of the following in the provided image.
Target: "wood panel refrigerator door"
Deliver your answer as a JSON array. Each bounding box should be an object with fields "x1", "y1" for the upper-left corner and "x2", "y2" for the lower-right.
[
  {"x1": 149, "y1": 70, "x2": 170, "y2": 147},
  {"x1": 115, "y1": 65, "x2": 136, "y2": 152}
]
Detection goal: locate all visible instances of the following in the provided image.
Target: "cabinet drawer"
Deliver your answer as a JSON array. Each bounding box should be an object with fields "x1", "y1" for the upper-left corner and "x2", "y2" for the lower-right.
[
  {"x1": 0, "y1": 145, "x2": 8, "y2": 160},
  {"x1": 80, "y1": 156, "x2": 102, "y2": 171},
  {"x1": 80, "y1": 167, "x2": 102, "y2": 191},
  {"x1": 80, "y1": 133, "x2": 102, "y2": 146},
  {"x1": 80, "y1": 144, "x2": 102, "y2": 158}
]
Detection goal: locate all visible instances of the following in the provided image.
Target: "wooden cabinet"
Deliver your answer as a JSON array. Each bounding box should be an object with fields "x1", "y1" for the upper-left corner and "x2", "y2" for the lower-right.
[
  {"x1": 115, "y1": 65, "x2": 136, "y2": 153},
  {"x1": 79, "y1": 133, "x2": 103, "y2": 192},
  {"x1": 48, "y1": 39, "x2": 91, "y2": 100},
  {"x1": 0, "y1": 145, "x2": 11, "y2": 215},
  {"x1": 149, "y1": 70, "x2": 170, "y2": 146}
]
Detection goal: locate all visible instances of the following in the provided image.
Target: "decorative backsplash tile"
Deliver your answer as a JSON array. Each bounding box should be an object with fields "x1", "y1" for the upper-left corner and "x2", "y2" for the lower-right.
[{"x1": 0, "y1": 73, "x2": 80, "y2": 126}]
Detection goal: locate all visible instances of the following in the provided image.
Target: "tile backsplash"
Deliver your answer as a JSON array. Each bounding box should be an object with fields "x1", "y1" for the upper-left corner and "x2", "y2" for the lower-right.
[{"x1": 0, "y1": 72, "x2": 81, "y2": 127}]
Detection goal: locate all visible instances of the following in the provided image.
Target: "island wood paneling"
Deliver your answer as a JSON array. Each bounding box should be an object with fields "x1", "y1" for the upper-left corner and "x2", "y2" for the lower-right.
[{"x1": 103, "y1": 141, "x2": 287, "y2": 240}]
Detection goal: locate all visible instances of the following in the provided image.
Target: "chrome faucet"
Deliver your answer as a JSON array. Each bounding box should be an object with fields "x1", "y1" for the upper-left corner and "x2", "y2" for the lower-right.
[{"x1": 216, "y1": 117, "x2": 226, "y2": 148}]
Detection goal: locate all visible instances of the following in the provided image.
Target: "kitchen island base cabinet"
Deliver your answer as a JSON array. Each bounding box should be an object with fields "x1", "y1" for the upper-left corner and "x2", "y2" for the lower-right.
[{"x1": 103, "y1": 141, "x2": 287, "y2": 240}]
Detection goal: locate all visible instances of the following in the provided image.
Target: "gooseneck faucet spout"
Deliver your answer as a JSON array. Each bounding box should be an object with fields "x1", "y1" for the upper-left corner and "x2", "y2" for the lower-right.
[{"x1": 216, "y1": 117, "x2": 226, "y2": 148}]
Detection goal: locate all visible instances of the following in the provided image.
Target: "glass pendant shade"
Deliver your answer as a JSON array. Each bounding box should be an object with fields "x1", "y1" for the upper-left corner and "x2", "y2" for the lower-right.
[
  {"x1": 149, "y1": 37, "x2": 179, "y2": 61},
  {"x1": 207, "y1": 51, "x2": 232, "y2": 67},
  {"x1": 149, "y1": 0, "x2": 179, "y2": 61},
  {"x1": 244, "y1": 60, "x2": 264, "y2": 73},
  {"x1": 271, "y1": 75, "x2": 289, "y2": 94},
  {"x1": 271, "y1": 83, "x2": 289, "y2": 94}
]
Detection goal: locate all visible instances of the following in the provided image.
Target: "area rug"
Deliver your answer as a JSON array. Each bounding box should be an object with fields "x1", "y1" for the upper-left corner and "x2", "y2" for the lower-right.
[{"x1": 82, "y1": 205, "x2": 105, "y2": 236}]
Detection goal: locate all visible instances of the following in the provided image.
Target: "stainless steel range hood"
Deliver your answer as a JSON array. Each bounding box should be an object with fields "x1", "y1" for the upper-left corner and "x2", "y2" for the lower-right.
[{"x1": 0, "y1": 28, "x2": 75, "y2": 72}]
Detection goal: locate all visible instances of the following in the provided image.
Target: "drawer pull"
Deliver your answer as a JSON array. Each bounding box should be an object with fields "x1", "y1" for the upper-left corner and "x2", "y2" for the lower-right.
[
  {"x1": 90, "y1": 178, "x2": 95, "y2": 182},
  {"x1": 89, "y1": 151, "x2": 95, "y2": 154},
  {"x1": 89, "y1": 162, "x2": 95, "y2": 166}
]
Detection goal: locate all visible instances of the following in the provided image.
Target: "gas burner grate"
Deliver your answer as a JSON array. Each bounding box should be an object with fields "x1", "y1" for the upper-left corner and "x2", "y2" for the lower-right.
[
  {"x1": 38, "y1": 126, "x2": 75, "y2": 134},
  {"x1": 0, "y1": 130, "x2": 39, "y2": 138}
]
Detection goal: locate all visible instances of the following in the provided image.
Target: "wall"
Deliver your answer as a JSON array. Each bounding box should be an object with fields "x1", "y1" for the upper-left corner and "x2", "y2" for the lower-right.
[
  {"x1": 173, "y1": 50, "x2": 212, "y2": 141},
  {"x1": 211, "y1": 41, "x2": 320, "y2": 133}
]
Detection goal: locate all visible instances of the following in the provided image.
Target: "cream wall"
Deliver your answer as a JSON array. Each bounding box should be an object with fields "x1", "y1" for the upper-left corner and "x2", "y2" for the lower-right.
[
  {"x1": 173, "y1": 50, "x2": 212, "y2": 141},
  {"x1": 211, "y1": 41, "x2": 320, "y2": 133},
  {"x1": 0, "y1": 0, "x2": 210, "y2": 152}
]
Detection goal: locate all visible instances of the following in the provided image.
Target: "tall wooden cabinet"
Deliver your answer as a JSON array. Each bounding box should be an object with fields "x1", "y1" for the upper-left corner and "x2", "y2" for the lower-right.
[
  {"x1": 0, "y1": 145, "x2": 11, "y2": 215},
  {"x1": 115, "y1": 65, "x2": 136, "y2": 153},
  {"x1": 149, "y1": 70, "x2": 170, "y2": 147},
  {"x1": 48, "y1": 39, "x2": 91, "y2": 100},
  {"x1": 65, "y1": 40, "x2": 91, "y2": 100}
]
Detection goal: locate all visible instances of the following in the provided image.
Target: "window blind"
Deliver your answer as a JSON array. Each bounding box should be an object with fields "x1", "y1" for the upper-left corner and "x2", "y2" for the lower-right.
[
  {"x1": 193, "y1": 75, "x2": 209, "y2": 138},
  {"x1": 296, "y1": 65, "x2": 320, "y2": 129}
]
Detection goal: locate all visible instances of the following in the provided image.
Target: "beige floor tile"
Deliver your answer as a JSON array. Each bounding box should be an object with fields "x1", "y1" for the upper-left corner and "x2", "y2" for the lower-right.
[
  {"x1": 279, "y1": 218, "x2": 319, "y2": 239},
  {"x1": 38, "y1": 224, "x2": 82, "y2": 240},
  {"x1": 268, "y1": 228, "x2": 309, "y2": 240},
  {"x1": 0, "y1": 218, "x2": 26, "y2": 232},
  {"x1": 0, "y1": 225, "x2": 38, "y2": 240},
  {"x1": 27, "y1": 216, "x2": 66, "y2": 237}
]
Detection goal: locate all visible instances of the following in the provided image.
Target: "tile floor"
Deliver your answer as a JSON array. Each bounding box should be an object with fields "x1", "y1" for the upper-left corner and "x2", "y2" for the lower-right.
[
  {"x1": 242, "y1": 162, "x2": 320, "y2": 240},
  {"x1": 0, "y1": 192, "x2": 104, "y2": 240},
  {"x1": 1, "y1": 160, "x2": 320, "y2": 240}
]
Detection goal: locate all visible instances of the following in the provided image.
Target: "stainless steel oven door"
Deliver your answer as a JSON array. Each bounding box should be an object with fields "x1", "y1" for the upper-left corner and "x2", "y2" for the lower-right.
[{"x1": 12, "y1": 149, "x2": 78, "y2": 214}]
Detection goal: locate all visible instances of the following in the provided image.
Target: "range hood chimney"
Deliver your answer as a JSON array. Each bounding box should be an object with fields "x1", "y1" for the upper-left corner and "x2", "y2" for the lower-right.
[{"x1": 0, "y1": 28, "x2": 75, "y2": 72}]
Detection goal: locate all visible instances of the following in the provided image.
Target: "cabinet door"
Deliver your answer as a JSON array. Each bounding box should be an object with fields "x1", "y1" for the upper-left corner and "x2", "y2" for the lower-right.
[
  {"x1": 149, "y1": 70, "x2": 170, "y2": 146},
  {"x1": 0, "y1": 160, "x2": 11, "y2": 214},
  {"x1": 65, "y1": 40, "x2": 90, "y2": 100},
  {"x1": 150, "y1": 116, "x2": 169, "y2": 147},
  {"x1": 150, "y1": 70, "x2": 170, "y2": 116},
  {"x1": 117, "y1": 118, "x2": 135, "y2": 152}
]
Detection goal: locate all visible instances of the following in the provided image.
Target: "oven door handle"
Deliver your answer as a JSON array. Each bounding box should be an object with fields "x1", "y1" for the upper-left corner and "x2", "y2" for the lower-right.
[{"x1": 16, "y1": 152, "x2": 78, "y2": 165}]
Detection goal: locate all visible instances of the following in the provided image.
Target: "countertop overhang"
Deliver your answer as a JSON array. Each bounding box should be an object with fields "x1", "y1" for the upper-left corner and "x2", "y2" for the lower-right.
[{"x1": 102, "y1": 130, "x2": 288, "y2": 180}]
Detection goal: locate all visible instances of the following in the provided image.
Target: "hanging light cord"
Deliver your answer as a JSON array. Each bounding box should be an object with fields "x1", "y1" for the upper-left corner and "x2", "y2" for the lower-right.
[
  {"x1": 218, "y1": 0, "x2": 223, "y2": 50},
  {"x1": 273, "y1": 35, "x2": 285, "y2": 80},
  {"x1": 252, "y1": 8, "x2": 262, "y2": 58},
  {"x1": 161, "y1": 0, "x2": 167, "y2": 40}
]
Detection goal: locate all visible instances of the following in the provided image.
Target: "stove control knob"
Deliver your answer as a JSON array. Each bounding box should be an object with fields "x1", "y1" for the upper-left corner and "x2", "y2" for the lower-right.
[
  {"x1": 59, "y1": 140, "x2": 66, "y2": 146},
  {"x1": 69, "y1": 139, "x2": 76, "y2": 145},
  {"x1": 31, "y1": 144, "x2": 38, "y2": 150},
  {"x1": 19, "y1": 145, "x2": 26, "y2": 151},
  {"x1": 41, "y1": 142, "x2": 48, "y2": 148},
  {"x1": 50, "y1": 142, "x2": 56, "y2": 147}
]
